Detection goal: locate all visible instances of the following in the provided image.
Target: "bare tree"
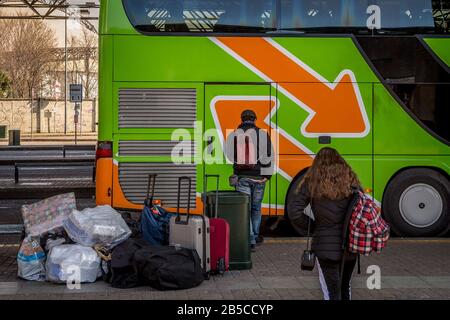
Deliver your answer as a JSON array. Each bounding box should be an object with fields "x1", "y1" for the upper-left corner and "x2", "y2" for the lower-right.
[
  {"x1": 67, "y1": 28, "x2": 98, "y2": 99},
  {"x1": 0, "y1": 14, "x2": 57, "y2": 98},
  {"x1": 0, "y1": 70, "x2": 10, "y2": 98},
  {"x1": 67, "y1": 35, "x2": 80, "y2": 88}
]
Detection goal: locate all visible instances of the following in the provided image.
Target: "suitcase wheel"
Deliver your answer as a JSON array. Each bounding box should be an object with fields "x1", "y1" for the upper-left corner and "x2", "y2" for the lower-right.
[{"x1": 217, "y1": 258, "x2": 226, "y2": 276}]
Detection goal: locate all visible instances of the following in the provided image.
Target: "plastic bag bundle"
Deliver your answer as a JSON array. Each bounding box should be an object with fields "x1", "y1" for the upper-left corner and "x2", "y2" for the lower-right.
[
  {"x1": 45, "y1": 244, "x2": 101, "y2": 283},
  {"x1": 40, "y1": 230, "x2": 73, "y2": 254},
  {"x1": 63, "y1": 205, "x2": 131, "y2": 248},
  {"x1": 17, "y1": 236, "x2": 46, "y2": 281},
  {"x1": 21, "y1": 193, "x2": 76, "y2": 237}
]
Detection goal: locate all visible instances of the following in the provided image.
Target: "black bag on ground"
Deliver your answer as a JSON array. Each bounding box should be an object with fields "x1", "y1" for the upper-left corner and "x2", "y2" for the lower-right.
[
  {"x1": 107, "y1": 238, "x2": 148, "y2": 288},
  {"x1": 133, "y1": 246, "x2": 204, "y2": 291},
  {"x1": 39, "y1": 230, "x2": 74, "y2": 254},
  {"x1": 119, "y1": 211, "x2": 141, "y2": 239}
]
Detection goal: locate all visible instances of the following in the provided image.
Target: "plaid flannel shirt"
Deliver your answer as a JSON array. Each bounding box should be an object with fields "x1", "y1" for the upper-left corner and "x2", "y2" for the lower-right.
[{"x1": 348, "y1": 191, "x2": 390, "y2": 256}]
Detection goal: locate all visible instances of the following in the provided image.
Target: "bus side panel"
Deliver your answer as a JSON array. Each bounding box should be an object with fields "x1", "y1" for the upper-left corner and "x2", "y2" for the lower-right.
[
  {"x1": 110, "y1": 82, "x2": 204, "y2": 213},
  {"x1": 96, "y1": 158, "x2": 113, "y2": 206},
  {"x1": 98, "y1": 35, "x2": 114, "y2": 142},
  {"x1": 96, "y1": 34, "x2": 114, "y2": 207},
  {"x1": 100, "y1": 0, "x2": 138, "y2": 35},
  {"x1": 275, "y1": 81, "x2": 374, "y2": 205},
  {"x1": 373, "y1": 82, "x2": 450, "y2": 210},
  {"x1": 373, "y1": 84, "x2": 450, "y2": 156},
  {"x1": 423, "y1": 38, "x2": 450, "y2": 68},
  {"x1": 204, "y1": 84, "x2": 278, "y2": 214}
]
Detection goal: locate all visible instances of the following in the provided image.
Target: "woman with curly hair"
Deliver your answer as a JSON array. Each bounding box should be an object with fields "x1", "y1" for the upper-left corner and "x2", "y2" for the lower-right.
[{"x1": 288, "y1": 147, "x2": 361, "y2": 300}]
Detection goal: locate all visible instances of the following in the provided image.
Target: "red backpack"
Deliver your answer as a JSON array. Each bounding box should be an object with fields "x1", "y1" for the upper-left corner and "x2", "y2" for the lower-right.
[
  {"x1": 235, "y1": 134, "x2": 257, "y2": 170},
  {"x1": 348, "y1": 191, "x2": 390, "y2": 256}
]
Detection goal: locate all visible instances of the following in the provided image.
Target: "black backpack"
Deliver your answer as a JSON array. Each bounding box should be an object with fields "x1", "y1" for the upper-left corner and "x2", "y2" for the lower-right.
[{"x1": 133, "y1": 246, "x2": 205, "y2": 291}]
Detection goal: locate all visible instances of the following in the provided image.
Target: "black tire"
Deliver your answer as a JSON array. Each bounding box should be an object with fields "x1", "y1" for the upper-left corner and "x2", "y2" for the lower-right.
[
  {"x1": 383, "y1": 168, "x2": 450, "y2": 237},
  {"x1": 285, "y1": 172, "x2": 307, "y2": 236}
]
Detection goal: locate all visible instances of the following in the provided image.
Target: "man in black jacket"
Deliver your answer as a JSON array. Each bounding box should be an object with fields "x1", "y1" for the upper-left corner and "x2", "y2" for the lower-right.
[{"x1": 226, "y1": 110, "x2": 274, "y2": 252}]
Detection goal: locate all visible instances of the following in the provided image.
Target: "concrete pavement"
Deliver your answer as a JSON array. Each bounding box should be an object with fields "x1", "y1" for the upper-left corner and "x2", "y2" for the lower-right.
[{"x1": 1, "y1": 238, "x2": 449, "y2": 300}]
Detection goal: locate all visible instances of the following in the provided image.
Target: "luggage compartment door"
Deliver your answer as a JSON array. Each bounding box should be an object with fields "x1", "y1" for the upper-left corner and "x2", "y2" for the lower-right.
[{"x1": 204, "y1": 84, "x2": 277, "y2": 215}]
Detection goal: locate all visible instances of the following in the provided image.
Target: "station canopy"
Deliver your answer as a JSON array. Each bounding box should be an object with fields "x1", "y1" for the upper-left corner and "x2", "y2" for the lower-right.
[{"x1": 0, "y1": 0, "x2": 100, "y2": 33}]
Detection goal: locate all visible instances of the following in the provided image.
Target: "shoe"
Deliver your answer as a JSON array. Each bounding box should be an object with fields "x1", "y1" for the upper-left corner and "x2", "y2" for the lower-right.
[
  {"x1": 250, "y1": 244, "x2": 256, "y2": 252},
  {"x1": 256, "y1": 235, "x2": 264, "y2": 246}
]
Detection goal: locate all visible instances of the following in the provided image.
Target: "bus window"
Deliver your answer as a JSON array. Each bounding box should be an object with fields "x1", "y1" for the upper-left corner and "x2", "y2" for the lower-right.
[
  {"x1": 391, "y1": 83, "x2": 450, "y2": 143},
  {"x1": 123, "y1": 0, "x2": 448, "y2": 34},
  {"x1": 122, "y1": 0, "x2": 276, "y2": 33},
  {"x1": 279, "y1": 0, "x2": 445, "y2": 34},
  {"x1": 165, "y1": 0, "x2": 189, "y2": 32},
  {"x1": 374, "y1": 0, "x2": 435, "y2": 31},
  {"x1": 357, "y1": 35, "x2": 450, "y2": 142},
  {"x1": 213, "y1": 0, "x2": 276, "y2": 32},
  {"x1": 279, "y1": 0, "x2": 341, "y2": 30}
]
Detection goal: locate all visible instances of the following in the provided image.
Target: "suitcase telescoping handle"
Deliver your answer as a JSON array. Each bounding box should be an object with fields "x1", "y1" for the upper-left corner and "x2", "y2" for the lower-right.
[
  {"x1": 203, "y1": 174, "x2": 219, "y2": 218},
  {"x1": 144, "y1": 173, "x2": 157, "y2": 207},
  {"x1": 176, "y1": 176, "x2": 192, "y2": 225}
]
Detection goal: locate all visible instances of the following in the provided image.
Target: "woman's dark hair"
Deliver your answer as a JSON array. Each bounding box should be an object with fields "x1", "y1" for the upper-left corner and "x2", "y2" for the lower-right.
[{"x1": 297, "y1": 147, "x2": 361, "y2": 200}]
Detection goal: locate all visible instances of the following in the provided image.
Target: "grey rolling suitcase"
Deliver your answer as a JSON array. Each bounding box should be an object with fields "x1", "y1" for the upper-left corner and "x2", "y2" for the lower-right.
[{"x1": 169, "y1": 176, "x2": 211, "y2": 276}]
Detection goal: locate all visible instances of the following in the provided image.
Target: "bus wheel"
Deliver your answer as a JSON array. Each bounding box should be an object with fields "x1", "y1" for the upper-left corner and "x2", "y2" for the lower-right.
[{"x1": 383, "y1": 168, "x2": 450, "y2": 237}]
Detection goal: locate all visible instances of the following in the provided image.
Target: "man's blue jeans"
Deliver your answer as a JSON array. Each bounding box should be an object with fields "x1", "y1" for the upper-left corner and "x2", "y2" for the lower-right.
[{"x1": 236, "y1": 178, "x2": 267, "y2": 246}]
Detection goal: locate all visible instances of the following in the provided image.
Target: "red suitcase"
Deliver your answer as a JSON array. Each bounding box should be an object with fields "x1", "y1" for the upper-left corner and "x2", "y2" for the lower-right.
[{"x1": 204, "y1": 175, "x2": 230, "y2": 275}]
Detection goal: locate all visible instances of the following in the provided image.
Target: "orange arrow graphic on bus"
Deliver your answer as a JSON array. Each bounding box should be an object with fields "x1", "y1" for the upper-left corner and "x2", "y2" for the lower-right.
[
  {"x1": 212, "y1": 37, "x2": 370, "y2": 137},
  {"x1": 212, "y1": 97, "x2": 313, "y2": 180}
]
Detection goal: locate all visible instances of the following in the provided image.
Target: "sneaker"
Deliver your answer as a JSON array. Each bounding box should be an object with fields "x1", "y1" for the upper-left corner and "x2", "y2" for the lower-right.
[{"x1": 250, "y1": 244, "x2": 256, "y2": 252}]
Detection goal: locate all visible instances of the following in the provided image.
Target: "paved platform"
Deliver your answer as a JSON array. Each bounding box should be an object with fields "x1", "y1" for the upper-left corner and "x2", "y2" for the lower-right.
[{"x1": 0, "y1": 238, "x2": 450, "y2": 300}]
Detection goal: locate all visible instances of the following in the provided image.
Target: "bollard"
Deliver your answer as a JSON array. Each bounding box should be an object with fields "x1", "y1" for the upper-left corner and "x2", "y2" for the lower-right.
[
  {"x1": 0, "y1": 125, "x2": 6, "y2": 139},
  {"x1": 14, "y1": 165, "x2": 19, "y2": 184},
  {"x1": 8, "y1": 130, "x2": 20, "y2": 146}
]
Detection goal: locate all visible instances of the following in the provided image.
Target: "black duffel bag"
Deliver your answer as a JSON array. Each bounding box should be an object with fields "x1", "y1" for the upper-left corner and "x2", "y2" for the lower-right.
[
  {"x1": 104, "y1": 238, "x2": 148, "y2": 289},
  {"x1": 133, "y1": 246, "x2": 204, "y2": 291}
]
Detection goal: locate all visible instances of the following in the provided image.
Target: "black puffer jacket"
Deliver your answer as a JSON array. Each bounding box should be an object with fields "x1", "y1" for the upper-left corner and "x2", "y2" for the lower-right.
[{"x1": 288, "y1": 181, "x2": 357, "y2": 261}]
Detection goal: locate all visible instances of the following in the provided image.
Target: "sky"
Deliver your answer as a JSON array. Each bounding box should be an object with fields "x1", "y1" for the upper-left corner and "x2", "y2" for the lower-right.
[
  {"x1": 49, "y1": 0, "x2": 100, "y2": 46},
  {"x1": 49, "y1": 20, "x2": 99, "y2": 46}
]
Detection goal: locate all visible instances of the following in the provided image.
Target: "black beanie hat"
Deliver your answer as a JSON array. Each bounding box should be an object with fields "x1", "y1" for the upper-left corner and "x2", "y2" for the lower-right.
[{"x1": 241, "y1": 109, "x2": 257, "y2": 121}]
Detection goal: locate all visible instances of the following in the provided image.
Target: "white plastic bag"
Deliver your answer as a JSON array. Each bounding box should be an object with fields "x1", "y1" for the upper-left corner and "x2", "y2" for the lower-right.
[
  {"x1": 45, "y1": 244, "x2": 101, "y2": 283},
  {"x1": 17, "y1": 236, "x2": 46, "y2": 281},
  {"x1": 63, "y1": 205, "x2": 131, "y2": 248}
]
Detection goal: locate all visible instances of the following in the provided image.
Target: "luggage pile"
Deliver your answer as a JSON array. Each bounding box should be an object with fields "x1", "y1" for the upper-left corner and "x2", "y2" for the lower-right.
[
  {"x1": 103, "y1": 174, "x2": 230, "y2": 290},
  {"x1": 167, "y1": 175, "x2": 231, "y2": 277},
  {"x1": 16, "y1": 174, "x2": 233, "y2": 291},
  {"x1": 17, "y1": 192, "x2": 132, "y2": 284}
]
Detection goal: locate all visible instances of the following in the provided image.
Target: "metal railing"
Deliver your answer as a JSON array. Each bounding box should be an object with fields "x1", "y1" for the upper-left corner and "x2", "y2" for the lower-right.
[
  {"x1": 0, "y1": 145, "x2": 96, "y2": 183},
  {"x1": 0, "y1": 145, "x2": 95, "y2": 158}
]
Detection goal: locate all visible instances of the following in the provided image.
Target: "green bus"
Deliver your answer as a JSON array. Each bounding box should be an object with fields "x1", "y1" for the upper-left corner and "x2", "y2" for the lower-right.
[{"x1": 96, "y1": 0, "x2": 450, "y2": 237}]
